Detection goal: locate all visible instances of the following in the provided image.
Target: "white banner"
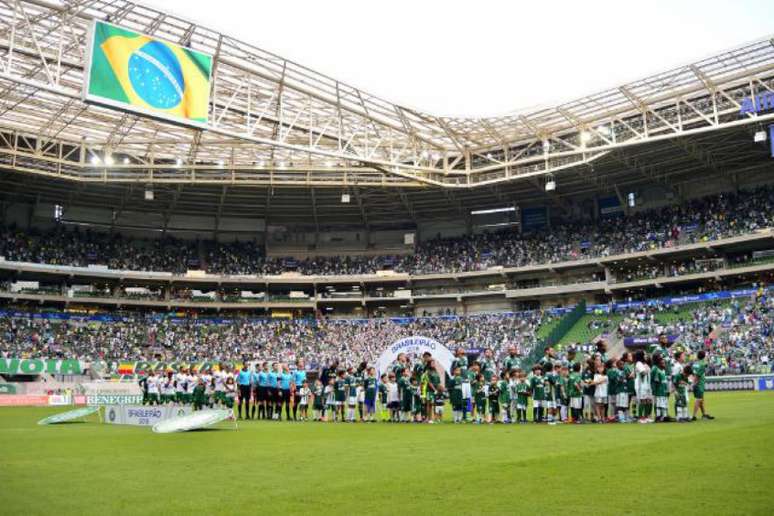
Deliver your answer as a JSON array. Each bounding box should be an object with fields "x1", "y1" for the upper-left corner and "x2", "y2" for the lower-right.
[
  {"x1": 48, "y1": 394, "x2": 72, "y2": 406},
  {"x1": 375, "y1": 336, "x2": 455, "y2": 377},
  {"x1": 104, "y1": 405, "x2": 193, "y2": 426}
]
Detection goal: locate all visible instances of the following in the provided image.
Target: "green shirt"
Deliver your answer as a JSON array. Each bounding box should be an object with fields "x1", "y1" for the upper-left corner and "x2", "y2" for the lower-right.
[
  {"x1": 692, "y1": 360, "x2": 706, "y2": 389},
  {"x1": 498, "y1": 380, "x2": 510, "y2": 403},
  {"x1": 364, "y1": 377, "x2": 377, "y2": 399},
  {"x1": 516, "y1": 381, "x2": 529, "y2": 404},
  {"x1": 623, "y1": 363, "x2": 635, "y2": 394},
  {"x1": 345, "y1": 376, "x2": 357, "y2": 397},
  {"x1": 582, "y1": 369, "x2": 595, "y2": 396},
  {"x1": 451, "y1": 356, "x2": 468, "y2": 376},
  {"x1": 480, "y1": 358, "x2": 496, "y2": 381},
  {"x1": 398, "y1": 377, "x2": 413, "y2": 404},
  {"x1": 567, "y1": 372, "x2": 582, "y2": 398},
  {"x1": 503, "y1": 355, "x2": 521, "y2": 373},
  {"x1": 530, "y1": 375, "x2": 546, "y2": 401},
  {"x1": 651, "y1": 366, "x2": 668, "y2": 397},
  {"x1": 557, "y1": 375, "x2": 568, "y2": 401},
  {"x1": 473, "y1": 380, "x2": 487, "y2": 402},
  {"x1": 606, "y1": 368, "x2": 621, "y2": 396},
  {"x1": 334, "y1": 378, "x2": 347, "y2": 401}
]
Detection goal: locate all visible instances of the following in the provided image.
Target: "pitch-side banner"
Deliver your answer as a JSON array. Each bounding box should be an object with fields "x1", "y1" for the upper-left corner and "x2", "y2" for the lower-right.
[
  {"x1": 0, "y1": 358, "x2": 84, "y2": 375},
  {"x1": 84, "y1": 20, "x2": 213, "y2": 127},
  {"x1": 104, "y1": 405, "x2": 192, "y2": 426}
]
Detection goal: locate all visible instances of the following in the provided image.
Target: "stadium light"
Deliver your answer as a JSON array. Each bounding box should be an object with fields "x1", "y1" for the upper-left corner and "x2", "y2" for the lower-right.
[
  {"x1": 176, "y1": 158, "x2": 183, "y2": 167},
  {"x1": 754, "y1": 130, "x2": 767, "y2": 142},
  {"x1": 545, "y1": 179, "x2": 556, "y2": 191},
  {"x1": 144, "y1": 189, "x2": 154, "y2": 201},
  {"x1": 90, "y1": 155, "x2": 100, "y2": 165},
  {"x1": 123, "y1": 157, "x2": 130, "y2": 165},
  {"x1": 341, "y1": 193, "x2": 351, "y2": 203},
  {"x1": 218, "y1": 160, "x2": 224, "y2": 167},
  {"x1": 580, "y1": 131, "x2": 592, "y2": 144},
  {"x1": 471, "y1": 207, "x2": 516, "y2": 215},
  {"x1": 104, "y1": 155, "x2": 114, "y2": 166}
]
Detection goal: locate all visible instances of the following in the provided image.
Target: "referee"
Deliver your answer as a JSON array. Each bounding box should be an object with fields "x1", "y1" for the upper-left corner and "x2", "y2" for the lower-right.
[{"x1": 236, "y1": 364, "x2": 252, "y2": 420}]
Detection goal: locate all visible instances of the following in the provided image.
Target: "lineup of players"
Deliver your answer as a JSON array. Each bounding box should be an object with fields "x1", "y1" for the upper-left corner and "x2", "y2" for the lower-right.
[{"x1": 138, "y1": 338, "x2": 714, "y2": 424}]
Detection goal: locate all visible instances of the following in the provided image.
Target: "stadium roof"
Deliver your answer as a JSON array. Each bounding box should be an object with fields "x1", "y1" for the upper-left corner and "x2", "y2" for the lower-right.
[{"x1": 0, "y1": 0, "x2": 773, "y2": 225}]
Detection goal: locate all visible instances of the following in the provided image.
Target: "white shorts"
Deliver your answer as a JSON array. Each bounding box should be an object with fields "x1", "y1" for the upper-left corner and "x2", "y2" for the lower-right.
[
  {"x1": 656, "y1": 396, "x2": 668, "y2": 409},
  {"x1": 616, "y1": 393, "x2": 629, "y2": 408},
  {"x1": 583, "y1": 395, "x2": 593, "y2": 410},
  {"x1": 533, "y1": 400, "x2": 542, "y2": 408},
  {"x1": 545, "y1": 400, "x2": 556, "y2": 410},
  {"x1": 461, "y1": 382, "x2": 472, "y2": 400},
  {"x1": 570, "y1": 397, "x2": 582, "y2": 409},
  {"x1": 348, "y1": 396, "x2": 357, "y2": 406},
  {"x1": 516, "y1": 403, "x2": 526, "y2": 410},
  {"x1": 594, "y1": 396, "x2": 607, "y2": 405},
  {"x1": 636, "y1": 385, "x2": 652, "y2": 400},
  {"x1": 357, "y1": 391, "x2": 365, "y2": 403}
]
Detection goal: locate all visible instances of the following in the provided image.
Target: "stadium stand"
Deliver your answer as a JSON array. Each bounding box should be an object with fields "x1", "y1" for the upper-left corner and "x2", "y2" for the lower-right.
[{"x1": 0, "y1": 187, "x2": 772, "y2": 277}]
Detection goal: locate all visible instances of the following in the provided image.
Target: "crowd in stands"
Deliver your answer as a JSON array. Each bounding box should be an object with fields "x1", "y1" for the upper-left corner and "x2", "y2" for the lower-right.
[
  {"x1": 614, "y1": 294, "x2": 773, "y2": 375},
  {"x1": 0, "y1": 311, "x2": 545, "y2": 371},
  {"x1": 0, "y1": 187, "x2": 771, "y2": 276},
  {"x1": 0, "y1": 228, "x2": 197, "y2": 273},
  {"x1": 2, "y1": 291, "x2": 772, "y2": 376}
]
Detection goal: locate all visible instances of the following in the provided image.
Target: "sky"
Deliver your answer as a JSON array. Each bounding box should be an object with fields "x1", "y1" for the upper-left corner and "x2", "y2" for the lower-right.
[{"x1": 153, "y1": 0, "x2": 771, "y2": 117}]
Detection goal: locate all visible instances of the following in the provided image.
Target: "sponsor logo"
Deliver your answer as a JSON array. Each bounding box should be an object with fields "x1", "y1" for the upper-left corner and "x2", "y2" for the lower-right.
[
  {"x1": 87, "y1": 394, "x2": 144, "y2": 405},
  {"x1": 0, "y1": 358, "x2": 82, "y2": 375}
]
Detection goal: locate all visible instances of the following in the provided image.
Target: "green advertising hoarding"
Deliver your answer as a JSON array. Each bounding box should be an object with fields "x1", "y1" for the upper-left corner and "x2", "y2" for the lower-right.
[{"x1": 0, "y1": 359, "x2": 83, "y2": 376}]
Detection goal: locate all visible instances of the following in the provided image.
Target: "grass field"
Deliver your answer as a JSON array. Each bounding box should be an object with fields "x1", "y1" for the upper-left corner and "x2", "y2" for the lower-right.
[{"x1": 1, "y1": 392, "x2": 773, "y2": 515}]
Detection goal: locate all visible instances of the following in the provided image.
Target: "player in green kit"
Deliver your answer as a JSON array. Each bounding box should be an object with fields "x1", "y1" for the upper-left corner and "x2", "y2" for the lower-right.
[
  {"x1": 312, "y1": 379, "x2": 325, "y2": 421},
  {"x1": 334, "y1": 370, "x2": 347, "y2": 422},
  {"x1": 567, "y1": 362, "x2": 583, "y2": 423},
  {"x1": 530, "y1": 365, "x2": 546, "y2": 423},
  {"x1": 651, "y1": 356, "x2": 669, "y2": 422},
  {"x1": 487, "y1": 376, "x2": 501, "y2": 423},
  {"x1": 378, "y1": 374, "x2": 389, "y2": 422},
  {"x1": 473, "y1": 373, "x2": 487, "y2": 424},
  {"x1": 398, "y1": 370, "x2": 413, "y2": 422},
  {"x1": 558, "y1": 365, "x2": 569, "y2": 422},
  {"x1": 581, "y1": 359, "x2": 596, "y2": 422},
  {"x1": 345, "y1": 368, "x2": 358, "y2": 422},
  {"x1": 691, "y1": 350, "x2": 714, "y2": 421},
  {"x1": 515, "y1": 371, "x2": 530, "y2": 423},
  {"x1": 425, "y1": 360, "x2": 442, "y2": 423},
  {"x1": 673, "y1": 364, "x2": 693, "y2": 422},
  {"x1": 623, "y1": 352, "x2": 636, "y2": 422},
  {"x1": 411, "y1": 376, "x2": 423, "y2": 422},
  {"x1": 498, "y1": 372, "x2": 511, "y2": 423},
  {"x1": 364, "y1": 367, "x2": 378, "y2": 422},
  {"x1": 449, "y1": 367, "x2": 464, "y2": 423},
  {"x1": 543, "y1": 363, "x2": 558, "y2": 423}
]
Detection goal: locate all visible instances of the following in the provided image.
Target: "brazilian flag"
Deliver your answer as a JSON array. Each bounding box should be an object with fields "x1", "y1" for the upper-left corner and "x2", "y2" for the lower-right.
[{"x1": 86, "y1": 21, "x2": 212, "y2": 125}]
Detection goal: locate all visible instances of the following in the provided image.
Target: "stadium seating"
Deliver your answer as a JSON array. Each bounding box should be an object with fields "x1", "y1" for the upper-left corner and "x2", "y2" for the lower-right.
[{"x1": 0, "y1": 186, "x2": 772, "y2": 277}]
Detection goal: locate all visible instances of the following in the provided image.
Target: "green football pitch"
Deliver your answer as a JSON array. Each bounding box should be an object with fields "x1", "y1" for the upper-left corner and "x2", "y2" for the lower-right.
[{"x1": 1, "y1": 392, "x2": 773, "y2": 515}]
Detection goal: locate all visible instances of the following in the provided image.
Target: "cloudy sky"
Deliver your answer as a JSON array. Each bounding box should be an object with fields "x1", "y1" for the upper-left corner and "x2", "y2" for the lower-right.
[{"x1": 152, "y1": 0, "x2": 770, "y2": 117}]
